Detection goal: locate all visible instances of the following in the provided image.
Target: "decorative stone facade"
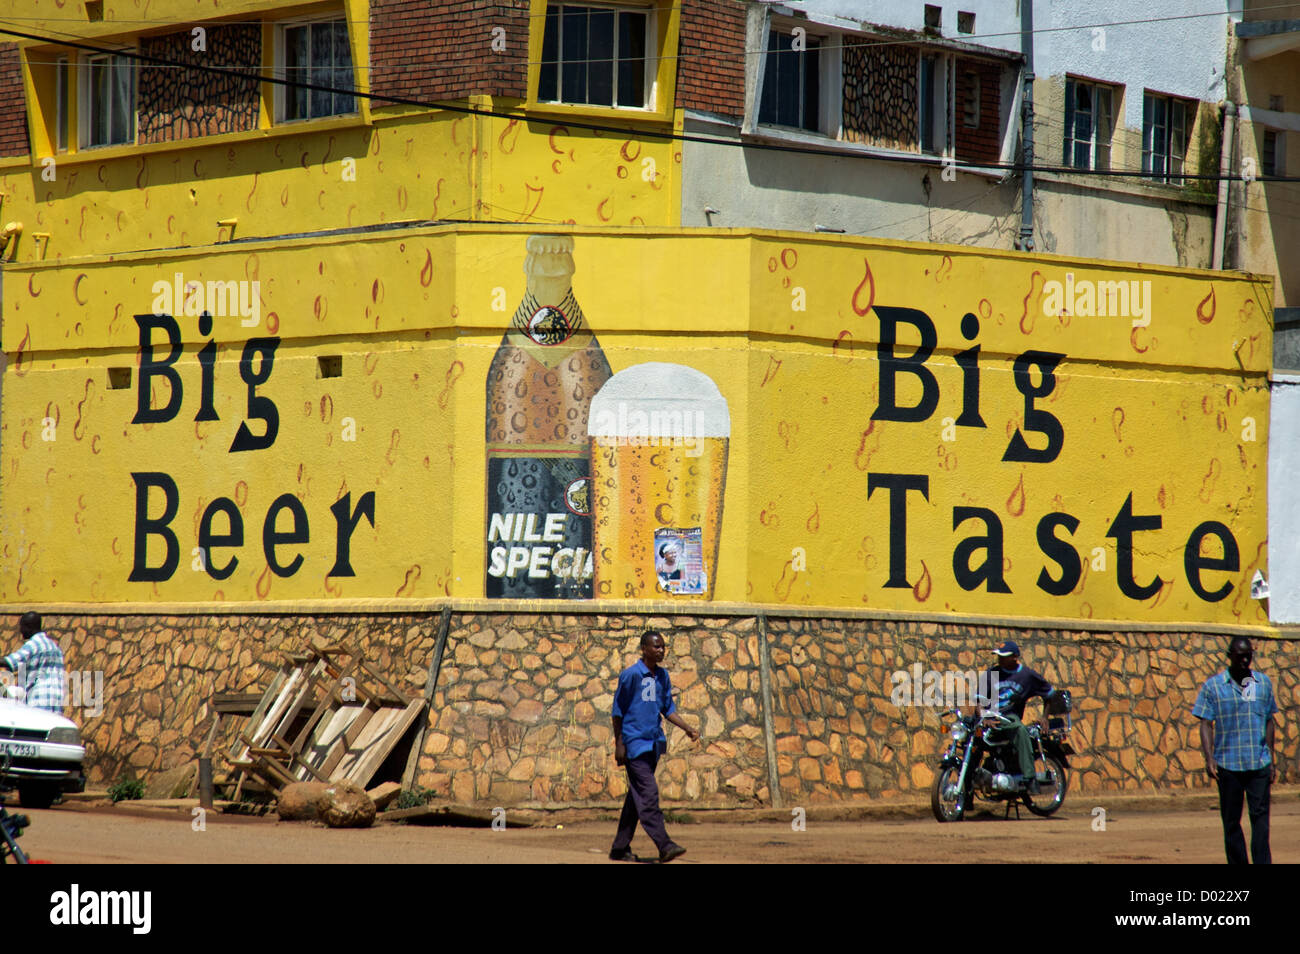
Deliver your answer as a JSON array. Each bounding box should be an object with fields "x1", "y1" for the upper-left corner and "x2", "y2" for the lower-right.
[
  {"x1": 40, "y1": 608, "x2": 1297, "y2": 805},
  {"x1": 137, "y1": 26, "x2": 261, "y2": 144}
]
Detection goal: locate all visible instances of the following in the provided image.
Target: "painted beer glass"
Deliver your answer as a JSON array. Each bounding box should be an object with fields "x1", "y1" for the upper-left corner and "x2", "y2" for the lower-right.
[{"x1": 588, "y1": 363, "x2": 730, "y2": 599}]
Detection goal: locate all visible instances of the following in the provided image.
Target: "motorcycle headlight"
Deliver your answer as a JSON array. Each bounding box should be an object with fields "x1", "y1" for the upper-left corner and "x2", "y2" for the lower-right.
[
  {"x1": 47, "y1": 727, "x2": 81, "y2": 745},
  {"x1": 949, "y1": 723, "x2": 969, "y2": 743}
]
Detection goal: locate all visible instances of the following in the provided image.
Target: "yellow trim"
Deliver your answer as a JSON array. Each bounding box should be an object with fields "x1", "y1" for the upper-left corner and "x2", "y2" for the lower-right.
[
  {"x1": 19, "y1": 47, "x2": 55, "y2": 158},
  {"x1": 259, "y1": 20, "x2": 274, "y2": 130},
  {"x1": 7, "y1": 221, "x2": 1274, "y2": 287},
  {"x1": 27, "y1": 110, "x2": 370, "y2": 169},
  {"x1": 343, "y1": 0, "x2": 371, "y2": 124},
  {"x1": 525, "y1": 0, "x2": 680, "y2": 126}
]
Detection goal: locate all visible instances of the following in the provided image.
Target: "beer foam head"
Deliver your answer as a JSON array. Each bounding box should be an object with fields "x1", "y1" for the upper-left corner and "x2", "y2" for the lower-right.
[
  {"x1": 525, "y1": 234, "x2": 575, "y2": 282},
  {"x1": 588, "y1": 363, "x2": 730, "y2": 439}
]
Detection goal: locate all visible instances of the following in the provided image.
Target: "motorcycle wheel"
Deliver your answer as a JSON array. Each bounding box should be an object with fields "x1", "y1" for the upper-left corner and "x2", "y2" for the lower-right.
[
  {"x1": 931, "y1": 765, "x2": 967, "y2": 822},
  {"x1": 1022, "y1": 754, "x2": 1068, "y2": 817}
]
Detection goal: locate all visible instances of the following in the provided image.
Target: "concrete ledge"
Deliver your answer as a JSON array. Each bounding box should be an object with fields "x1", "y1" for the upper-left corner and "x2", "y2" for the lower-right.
[{"x1": 0, "y1": 599, "x2": 1286, "y2": 638}]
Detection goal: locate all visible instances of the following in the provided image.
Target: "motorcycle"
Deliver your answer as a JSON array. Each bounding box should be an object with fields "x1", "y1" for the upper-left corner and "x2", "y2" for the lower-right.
[
  {"x1": 931, "y1": 689, "x2": 1074, "y2": 822},
  {"x1": 0, "y1": 755, "x2": 31, "y2": 864}
]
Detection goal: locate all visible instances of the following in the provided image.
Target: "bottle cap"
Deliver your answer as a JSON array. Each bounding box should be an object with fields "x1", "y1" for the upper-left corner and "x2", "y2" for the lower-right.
[{"x1": 524, "y1": 235, "x2": 575, "y2": 285}]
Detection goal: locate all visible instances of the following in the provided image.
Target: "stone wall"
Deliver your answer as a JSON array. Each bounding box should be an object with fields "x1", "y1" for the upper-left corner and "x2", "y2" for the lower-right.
[{"x1": 40, "y1": 608, "x2": 1299, "y2": 805}]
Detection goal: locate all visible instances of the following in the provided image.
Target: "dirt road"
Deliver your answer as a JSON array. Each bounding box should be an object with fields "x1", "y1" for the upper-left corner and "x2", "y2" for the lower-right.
[{"x1": 14, "y1": 796, "x2": 1298, "y2": 864}]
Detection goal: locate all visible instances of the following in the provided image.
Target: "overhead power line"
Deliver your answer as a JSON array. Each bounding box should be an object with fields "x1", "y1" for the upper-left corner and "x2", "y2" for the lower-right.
[
  {"x1": 0, "y1": 22, "x2": 1296, "y2": 184},
  {"x1": 5, "y1": 0, "x2": 1300, "y2": 54}
]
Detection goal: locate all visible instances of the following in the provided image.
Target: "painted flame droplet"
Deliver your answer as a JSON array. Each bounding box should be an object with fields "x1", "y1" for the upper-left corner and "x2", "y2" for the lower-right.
[
  {"x1": 806, "y1": 502, "x2": 820, "y2": 533},
  {"x1": 851, "y1": 257, "x2": 875, "y2": 316},
  {"x1": 1006, "y1": 472, "x2": 1026, "y2": 517},
  {"x1": 854, "y1": 422, "x2": 879, "y2": 471},
  {"x1": 1196, "y1": 286, "x2": 1216, "y2": 324},
  {"x1": 1111, "y1": 407, "x2": 1125, "y2": 442},
  {"x1": 912, "y1": 560, "x2": 931, "y2": 602}
]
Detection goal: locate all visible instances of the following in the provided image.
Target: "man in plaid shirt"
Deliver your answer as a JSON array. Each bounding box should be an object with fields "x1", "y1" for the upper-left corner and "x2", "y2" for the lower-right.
[
  {"x1": 1193, "y1": 636, "x2": 1279, "y2": 864},
  {"x1": 0, "y1": 612, "x2": 66, "y2": 713}
]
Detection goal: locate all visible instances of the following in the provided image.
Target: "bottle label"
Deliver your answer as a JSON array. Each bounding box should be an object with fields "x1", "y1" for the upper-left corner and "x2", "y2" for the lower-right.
[
  {"x1": 508, "y1": 291, "x2": 591, "y2": 368},
  {"x1": 485, "y1": 445, "x2": 594, "y2": 599}
]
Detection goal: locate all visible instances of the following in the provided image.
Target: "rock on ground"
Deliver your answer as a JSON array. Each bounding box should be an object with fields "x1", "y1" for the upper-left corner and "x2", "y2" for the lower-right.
[
  {"x1": 322, "y1": 780, "x2": 376, "y2": 828},
  {"x1": 278, "y1": 781, "x2": 331, "y2": 821}
]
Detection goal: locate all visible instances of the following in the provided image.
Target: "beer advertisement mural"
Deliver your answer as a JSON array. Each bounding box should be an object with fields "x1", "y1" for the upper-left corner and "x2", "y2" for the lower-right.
[{"x1": 0, "y1": 225, "x2": 1271, "y2": 626}]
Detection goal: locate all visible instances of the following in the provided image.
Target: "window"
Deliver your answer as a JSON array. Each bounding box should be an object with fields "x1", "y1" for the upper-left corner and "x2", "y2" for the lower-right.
[
  {"x1": 1143, "y1": 91, "x2": 1191, "y2": 184},
  {"x1": 758, "y1": 29, "x2": 821, "y2": 131},
  {"x1": 279, "y1": 19, "x2": 355, "y2": 121},
  {"x1": 924, "y1": 5, "x2": 942, "y2": 31},
  {"x1": 962, "y1": 71, "x2": 980, "y2": 128},
  {"x1": 957, "y1": 11, "x2": 975, "y2": 34},
  {"x1": 81, "y1": 52, "x2": 134, "y2": 148},
  {"x1": 55, "y1": 56, "x2": 70, "y2": 151},
  {"x1": 538, "y1": 4, "x2": 650, "y2": 109},
  {"x1": 919, "y1": 52, "x2": 952, "y2": 155},
  {"x1": 1263, "y1": 129, "x2": 1286, "y2": 177},
  {"x1": 1063, "y1": 78, "x2": 1114, "y2": 171}
]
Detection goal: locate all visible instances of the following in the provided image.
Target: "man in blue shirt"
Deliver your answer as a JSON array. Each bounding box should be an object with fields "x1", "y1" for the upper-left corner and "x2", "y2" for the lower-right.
[
  {"x1": 1, "y1": 612, "x2": 66, "y2": 713},
  {"x1": 983, "y1": 640, "x2": 1054, "y2": 784},
  {"x1": 1194, "y1": 636, "x2": 1279, "y2": 864},
  {"x1": 609, "y1": 629, "x2": 699, "y2": 863}
]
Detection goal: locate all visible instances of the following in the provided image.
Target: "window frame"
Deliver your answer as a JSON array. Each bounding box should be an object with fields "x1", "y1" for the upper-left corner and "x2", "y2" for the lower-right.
[
  {"x1": 526, "y1": 0, "x2": 678, "y2": 124},
  {"x1": 1063, "y1": 76, "x2": 1116, "y2": 172},
  {"x1": 918, "y1": 50, "x2": 955, "y2": 157},
  {"x1": 756, "y1": 26, "x2": 827, "y2": 134},
  {"x1": 55, "y1": 55, "x2": 70, "y2": 152},
  {"x1": 537, "y1": 1, "x2": 656, "y2": 111},
  {"x1": 1143, "y1": 90, "x2": 1192, "y2": 185},
  {"x1": 1262, "y1": 128, "x2": 1287, "y2": 178},
  {"x1": 272, "y1": 13, "x2": 359, "y2": 125},
  {"x1": 78, "y1": 49, "x2": 136, "y2": 150},
  {"x1": 961, "y1": 70, "x2": 980, "y2": 129}
]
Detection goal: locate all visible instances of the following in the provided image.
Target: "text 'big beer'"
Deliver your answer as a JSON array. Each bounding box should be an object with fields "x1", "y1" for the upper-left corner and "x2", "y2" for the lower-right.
[{"x1": 485, "y1": 235, "x2": 611, "y2": 598}]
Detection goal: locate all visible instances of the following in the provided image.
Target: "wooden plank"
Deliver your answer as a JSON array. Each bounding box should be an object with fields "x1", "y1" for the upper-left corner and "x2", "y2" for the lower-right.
[
  {"x1": 297, "y1": 705, "x2": 364, "y2": 776},
  {"x1": 330, "y1": 708, "x2": 400, "y2": 781},
  {"x1": 289, "y1": 658, "x2": 359, "y2": 753},
  {"x1": 210, "y1": 693, "x2": 267, "y2": 715},
  {"x1": 239, "y1": 667, "x2": 304, "y2": 759},
  {"x1": 355, "y1": 659, "x2": 412, "y2": 707},
  {"x1": 228, "y1": 669, "x2": 289, "y2": 763},
  {"x1": 401, "y1": 606, "x2": 452, "y2": 790},
  {"x1": 318, "y1": 706, "x2": 376, "y2": 780},
  {"x1": 269, "y1": 661, "x2": 328, "y2": 743},
  {"x1": 341, "y1": 699, "x2": 426, "y2": 790}
]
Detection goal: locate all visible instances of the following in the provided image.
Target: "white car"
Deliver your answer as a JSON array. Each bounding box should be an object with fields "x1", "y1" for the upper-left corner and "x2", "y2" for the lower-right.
[{"x1": 0, "y1": 687, "x2": 86, "y2": 809}]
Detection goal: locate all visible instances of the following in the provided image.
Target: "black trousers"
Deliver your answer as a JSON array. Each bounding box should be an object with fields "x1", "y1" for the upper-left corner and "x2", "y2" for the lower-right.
[
  {"x1": 610, "y1": 752, "x2": 672, "y2": 854},
  {"x1": 1216, "y1": 766, "x2": 1271, "y2": 865}
]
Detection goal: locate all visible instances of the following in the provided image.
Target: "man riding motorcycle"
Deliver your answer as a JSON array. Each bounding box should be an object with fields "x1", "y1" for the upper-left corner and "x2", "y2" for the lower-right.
[{"x1": 982, "y1": 640, "x2": 1055, "y2": 790}]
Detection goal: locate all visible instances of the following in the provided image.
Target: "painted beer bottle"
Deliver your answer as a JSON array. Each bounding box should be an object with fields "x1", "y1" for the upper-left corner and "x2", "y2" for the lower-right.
[{"x1": 485, "y1": 235, "x2": 611, "y2": 598}]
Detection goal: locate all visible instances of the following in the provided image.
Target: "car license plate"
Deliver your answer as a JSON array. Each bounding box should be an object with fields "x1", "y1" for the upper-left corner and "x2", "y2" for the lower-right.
[{"x1": 0, "y1": 742, "x2": 36, "y2": 758}]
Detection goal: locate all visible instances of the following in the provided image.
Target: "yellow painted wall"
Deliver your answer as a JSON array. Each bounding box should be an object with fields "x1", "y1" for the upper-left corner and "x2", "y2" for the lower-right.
[
  {"x1": 0, "y1": 226, "x2": 1273, "y2": 626},
  {"x1": 1, "y1": 0, "x2": 680, "y2": 263}
]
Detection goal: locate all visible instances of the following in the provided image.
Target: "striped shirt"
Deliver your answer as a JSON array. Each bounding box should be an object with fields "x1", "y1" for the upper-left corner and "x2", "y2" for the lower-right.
[
  {"x1": 1193, "y1": 670, "x2": 1277, "y2": 772},
  {"x1": 3, "y1": 632, "x2": 66, "y2": 713}
]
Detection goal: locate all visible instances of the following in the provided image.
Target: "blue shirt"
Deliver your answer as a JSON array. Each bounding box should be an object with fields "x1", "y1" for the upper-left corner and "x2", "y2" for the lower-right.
[
  {"x1": 612, "y1": 660, "x2": 676, "y2": 759},
  {"x1": 3, "y1": 632, "x2": 66, "y2": 713},
  {"x1": 984, "y1": 663, "x2": 1052, "y2": 720},
  {"x1": 1193, "y1": 671, "x2": 1277, "y2": 772}
]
